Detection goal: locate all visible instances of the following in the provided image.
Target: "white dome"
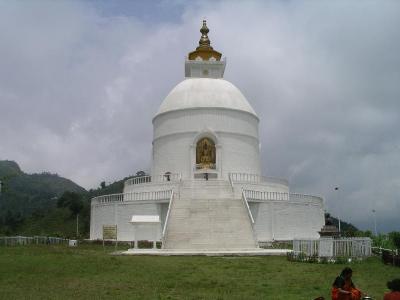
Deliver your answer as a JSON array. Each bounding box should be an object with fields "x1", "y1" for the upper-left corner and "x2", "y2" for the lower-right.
[{"x1": 156, "y1": 78, "x2": 257, "y2": 117}]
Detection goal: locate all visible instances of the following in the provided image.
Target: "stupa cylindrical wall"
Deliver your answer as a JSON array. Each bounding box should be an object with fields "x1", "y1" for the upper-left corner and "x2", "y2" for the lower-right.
[{"x1": 152, "y1": 78, "x2": 261, "y2": 180}]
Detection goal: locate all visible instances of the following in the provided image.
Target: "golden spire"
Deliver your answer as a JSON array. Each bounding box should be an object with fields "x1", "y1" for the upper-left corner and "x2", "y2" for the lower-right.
[
  {"x1": 188, "y1": 20, "x2": 222, "y2": 61},
  {"x1": 198, "y1": 20, "x2": 211, "y2": 49}
]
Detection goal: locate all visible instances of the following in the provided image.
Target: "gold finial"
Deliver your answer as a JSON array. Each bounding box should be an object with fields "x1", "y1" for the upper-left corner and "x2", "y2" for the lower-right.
[
  {"x1": 199, "y1": 20, "x2": 211, "y2": 48},
  {"x1": 188, "y1": 20, "x2": 222, "y2": 61}
]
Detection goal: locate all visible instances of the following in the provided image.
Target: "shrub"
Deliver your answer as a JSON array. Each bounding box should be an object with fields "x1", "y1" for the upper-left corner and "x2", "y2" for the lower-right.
[{"x1": 389, "y1": 232, "x2": 400, "y2": 249}]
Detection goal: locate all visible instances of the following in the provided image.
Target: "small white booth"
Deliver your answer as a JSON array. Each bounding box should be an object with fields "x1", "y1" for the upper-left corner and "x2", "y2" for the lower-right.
[{"x1": 129, "y1": 215, "x2": 161, "y2": 249}]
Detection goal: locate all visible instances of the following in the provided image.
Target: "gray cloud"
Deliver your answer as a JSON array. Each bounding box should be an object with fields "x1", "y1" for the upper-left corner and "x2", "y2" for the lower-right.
[{"x1": 0, "y1": 0, "x2": 399, "y2": 232}]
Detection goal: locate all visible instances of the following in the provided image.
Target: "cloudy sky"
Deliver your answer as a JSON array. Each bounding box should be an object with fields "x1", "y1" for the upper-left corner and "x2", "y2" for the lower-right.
[{"x1": 1, "y1": 0, "x2": 399, "y2": 232}]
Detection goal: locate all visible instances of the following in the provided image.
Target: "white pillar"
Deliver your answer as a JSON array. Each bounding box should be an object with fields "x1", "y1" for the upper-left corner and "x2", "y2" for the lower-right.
[
  {"x1": 132, "y1": 225, "x2": 137, "y2": 249},
  {"x1": 153, "y1": 224, "x2": 157, "y2": 249}
]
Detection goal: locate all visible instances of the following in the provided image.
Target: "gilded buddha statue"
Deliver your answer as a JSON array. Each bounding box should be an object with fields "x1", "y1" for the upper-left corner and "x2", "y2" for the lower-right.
[{"x1": 196, "y1": 138, "x2": 216, "y2": 169}]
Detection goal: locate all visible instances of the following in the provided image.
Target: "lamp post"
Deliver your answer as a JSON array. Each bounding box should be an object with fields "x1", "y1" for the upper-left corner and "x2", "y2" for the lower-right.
[
  {"x1": 76, "y1": 213, "x2": 79, "y2": 238},
  {"x1": 372, "y1": 209, "x2": 377, "y2": 236},
  {"x1": 335, "y1": 187, "x2": 341, "y2": 236}
]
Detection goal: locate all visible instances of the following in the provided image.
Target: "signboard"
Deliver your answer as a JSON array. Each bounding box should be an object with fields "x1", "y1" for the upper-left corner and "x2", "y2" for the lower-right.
[
  {"x1": 103, "y1": 225, "x2": 117, "y2": 240},
  {"x1": 130, "y1": 215, "x2": 160, "y2": 223}
]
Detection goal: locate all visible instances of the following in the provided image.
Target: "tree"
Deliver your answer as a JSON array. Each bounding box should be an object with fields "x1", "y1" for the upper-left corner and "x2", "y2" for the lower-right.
[
  {"x1": 57, "y1": 191, "x2": 85, "y2": 238},
  {"x1": 100, "y1": 181, "x2": 106, "y2": 189},
  {"x1": 57, "y1": 191, "x2": 84, "y2": 216},
  {"x1": 3, "y1": 210, "x2": 24, "y2": 233},
  {"x1": 136, "y1": 171, "x2": 146, "y2": 177},
  {"x1": 389, "y1": 231, "x2": 400, "y2": 249}
]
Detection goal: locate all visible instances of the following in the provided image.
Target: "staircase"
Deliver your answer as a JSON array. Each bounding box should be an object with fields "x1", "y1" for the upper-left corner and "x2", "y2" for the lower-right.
[{"x1": 163, "y1": 180, "x2": 257, "y2": 250}]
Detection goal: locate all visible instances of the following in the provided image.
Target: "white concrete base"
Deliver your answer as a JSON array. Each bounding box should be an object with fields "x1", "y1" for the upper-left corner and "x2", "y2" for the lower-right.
[{"x1": 117, "y1": 248, "x2": 292, "y2": 256}]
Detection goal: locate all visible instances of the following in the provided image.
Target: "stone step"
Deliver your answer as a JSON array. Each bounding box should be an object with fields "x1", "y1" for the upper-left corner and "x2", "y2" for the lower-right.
[{"x1": 163, "y1": 180, "x2": 257, "y2": 250}]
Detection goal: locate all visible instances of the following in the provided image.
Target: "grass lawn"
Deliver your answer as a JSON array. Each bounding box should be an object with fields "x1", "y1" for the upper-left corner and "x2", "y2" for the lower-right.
[{"x1": 0, "y1": 244, "x2": 398, "y2": 300}]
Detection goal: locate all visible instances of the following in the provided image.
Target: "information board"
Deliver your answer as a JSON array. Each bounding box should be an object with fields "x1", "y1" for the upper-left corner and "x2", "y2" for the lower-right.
[{"x1": 103, "y1": 225, "x2": 117, "y2": 240}]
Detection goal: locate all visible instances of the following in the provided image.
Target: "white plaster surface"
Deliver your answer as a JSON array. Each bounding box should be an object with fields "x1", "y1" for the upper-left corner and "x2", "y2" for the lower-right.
[
  {"x1": 152, "y1": 107, "x2": 261, "y2": 181},
  {"x1": 90, "y1": 200, "x2": 169, "y2": 241},
  {"x1": 156, "y1": 78, "x2": 257, "y2": 117}
]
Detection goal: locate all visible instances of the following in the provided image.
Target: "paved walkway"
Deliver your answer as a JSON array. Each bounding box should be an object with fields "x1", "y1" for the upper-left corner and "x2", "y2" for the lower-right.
[{"x1": 115, "y1": 248, "x2": 292, "y2": 256}]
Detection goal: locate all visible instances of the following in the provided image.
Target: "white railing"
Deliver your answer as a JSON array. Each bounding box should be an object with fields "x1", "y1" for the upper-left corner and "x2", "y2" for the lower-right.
[
  {"x1": 289, "y1": 193, "x2": 324, "y2": 203},
  {"x1": 126, "y1": 175, "x2": 151, "y2": 185},
  {"x1": 93, "y1": 193, "x2": 124, "y2": 203},
  {"x1": 241, "y1": 189, "x2": 258, "y2": 248},
  {"x1": 244, "y1": 189, "x2": 289, "y2": 201},
  {"x1": 293, "y1": 238, "x2": 372, "y2": 258},
  {"x1": 228, "y1": 173, "x2": 234, "y2": 192},
  {"x1": 241, "y1": 188, "x2": 255, "y2": 224},
  {"x1": 125, "y1": 173, "x2": 181, "y2": 186},
  {"x1": 372, "y1": 246, "x2": 399, "y2": 255},
  {"x1": 229, "y1": 172, "x2": 289, "y2": 186},
  {"x1": 0, "y1": 236, "x2": 69, "y2": 246},
  {"x1": 92, "y1": 190, "x2": 173, "y2": 204},
  {"x1": 243, "y1": 189, "x2": 323, "y2": 204},
  {"x1": 162, "y1": 190, "x2": 174, "y2": 248}
]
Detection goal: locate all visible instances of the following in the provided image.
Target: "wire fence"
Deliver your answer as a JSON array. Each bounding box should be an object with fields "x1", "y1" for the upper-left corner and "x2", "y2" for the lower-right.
[{"x1": 0, "y1": 236, "x2": 69, "y2": 246}]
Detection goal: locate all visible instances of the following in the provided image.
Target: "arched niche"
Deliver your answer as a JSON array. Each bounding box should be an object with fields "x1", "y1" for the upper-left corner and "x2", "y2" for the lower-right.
[
  {"x1": 196, "y1": 137, "x2": 216, "y2": 169},
  {"x1": 190, "y1": 130, "x2": 221, "y2": 179}
]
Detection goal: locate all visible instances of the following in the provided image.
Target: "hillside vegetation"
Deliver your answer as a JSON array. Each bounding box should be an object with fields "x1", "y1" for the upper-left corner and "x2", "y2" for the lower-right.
[
  {"x1": 0, "y1": 160, "x2": 139, "y2": 237},
  {"x1": 0, "y1": 160, "x2": 86, "y2": 217}
]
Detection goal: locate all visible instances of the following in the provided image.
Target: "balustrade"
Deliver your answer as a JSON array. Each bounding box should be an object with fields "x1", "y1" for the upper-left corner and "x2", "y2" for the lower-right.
[
  {"x1": 92, "y1": 190, "x2": 173, "y2": 204},
  {"x1": 125, "y1": 173, "x2": 181, "y2": 186},
  {"x1": 242, "y1": 189, "x2": 323, "y2": 204},
  {"x1": 229, "y1": 172, "x2": 288, "y2": 186}
]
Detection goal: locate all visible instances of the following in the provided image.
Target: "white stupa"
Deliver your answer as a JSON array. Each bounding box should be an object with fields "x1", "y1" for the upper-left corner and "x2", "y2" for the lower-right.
[{"x1": 90, "y1": 21, "x2": 324, "y2": 249}]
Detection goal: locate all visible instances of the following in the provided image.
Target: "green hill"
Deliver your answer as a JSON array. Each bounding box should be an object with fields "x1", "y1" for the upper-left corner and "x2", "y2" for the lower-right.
[
  {"x1": 0, "y1": 161, "x2": 86, "y2": 218},
  {"x1": 0, "y1": 160, "x2": 23, "y2": 178},
  {"x1": 0, "y1": 160, "x2": 141, "y2": 237},
  {"x1": 330, "y1": 216, "x2": 358, "y2": 234}
]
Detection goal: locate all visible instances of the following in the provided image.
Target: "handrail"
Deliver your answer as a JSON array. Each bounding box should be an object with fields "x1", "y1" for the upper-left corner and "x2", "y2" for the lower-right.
[
  {"x1": 228, "y1": 173, "x2": 234, "y2": 192},
  {"x1": 241, "y1": 188, "x2": 254, "y2": 224},
  {"x1": 162, "y1": 190, "x2": 174, "y2": 237},
  {"x1": 242, "y1": 188, "x2": 258, "y2": 248},
  {"x1": 162, "y1": 190, "x2": 174, "y2": 248},
  {"x1": 229, "y1": 172, "x2": 288, "y2": 186}
]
